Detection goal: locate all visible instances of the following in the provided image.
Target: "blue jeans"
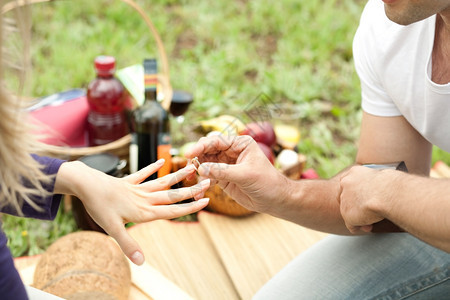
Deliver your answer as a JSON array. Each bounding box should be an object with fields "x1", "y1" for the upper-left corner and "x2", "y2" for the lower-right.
[{"x1": 253, "y1": 233, "x2": 449, "y2": 299}]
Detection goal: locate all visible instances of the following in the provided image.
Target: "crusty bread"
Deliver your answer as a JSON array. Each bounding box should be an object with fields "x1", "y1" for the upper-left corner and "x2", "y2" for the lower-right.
[{"x1": 33, "y1": 231, "x2": 131, "y2": 300}]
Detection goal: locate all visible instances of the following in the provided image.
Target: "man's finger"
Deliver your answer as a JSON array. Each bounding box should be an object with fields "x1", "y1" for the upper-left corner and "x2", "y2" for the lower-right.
[
  {"x1": 361, "y1": 224, "x2": 374, "y2": 232},
  {"x1": 346, "y1": 224, "x2": 361, "y2": 234},
  {"x1": 198, "y1": 162, "x2": 242, "y2": 182},
  {"x1": 185, "y1": 136, "x2": 236, "y2": 159}
]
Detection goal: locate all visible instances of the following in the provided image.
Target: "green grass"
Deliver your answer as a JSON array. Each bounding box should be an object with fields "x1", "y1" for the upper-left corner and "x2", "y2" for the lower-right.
[
  {"x1": 2, "y1": 0, "x2": 450, "y2": 257},
  {"x1": 4, "y1": 0, "x2": 367, "y2": 176},
  {"x1": 1, "y1": 200, "x2": 77, "y2": 257}
]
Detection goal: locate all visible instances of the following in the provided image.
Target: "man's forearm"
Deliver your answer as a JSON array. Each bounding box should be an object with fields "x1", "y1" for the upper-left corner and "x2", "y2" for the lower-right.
[
  {"x1": 375, "y1": 170, "x2": 450, "y2": 252},
  {"x1": 267, "y1": 176, "x2": 351, "y2": 235}
]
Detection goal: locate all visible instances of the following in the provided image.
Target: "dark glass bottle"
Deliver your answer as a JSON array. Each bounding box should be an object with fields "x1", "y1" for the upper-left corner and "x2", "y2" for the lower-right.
[
  {"x1": 130, "y1": 59, "x2": 171, "y2": 180},
  {"x1": 72, "y1": 153, "x2": 125, "y2": 233},
  {"x1": 87, "y1": 56, "x2": 128, "y2": 146}
]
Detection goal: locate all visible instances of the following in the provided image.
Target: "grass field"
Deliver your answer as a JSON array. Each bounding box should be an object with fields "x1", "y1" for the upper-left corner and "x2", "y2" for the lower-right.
[{"x1": 2, "y1": 0, "x2": 449, "y2": 257}]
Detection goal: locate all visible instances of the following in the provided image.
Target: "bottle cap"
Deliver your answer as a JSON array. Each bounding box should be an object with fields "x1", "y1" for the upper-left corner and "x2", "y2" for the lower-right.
[{"x1": 94, "y1": 56, "x2": 116, "y2": 75}]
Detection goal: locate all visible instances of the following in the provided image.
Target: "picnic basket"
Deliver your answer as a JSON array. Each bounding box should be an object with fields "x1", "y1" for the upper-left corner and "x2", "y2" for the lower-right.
[{"x1": 2, "y1": 0, "x2": 173, "y2": 162}]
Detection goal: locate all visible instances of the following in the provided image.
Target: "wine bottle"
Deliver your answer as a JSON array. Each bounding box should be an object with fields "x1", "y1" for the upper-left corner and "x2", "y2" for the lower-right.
[{"x1": 130, "y1": 59, "x2": 171, "y2": 180}]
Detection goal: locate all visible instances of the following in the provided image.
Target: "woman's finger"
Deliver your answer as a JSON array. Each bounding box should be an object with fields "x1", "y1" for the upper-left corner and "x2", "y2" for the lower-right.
[
  {"x1": 125, "y1": 159, "x2": 165, "y2": 184},
  {"x1": 145, "y1": 198, "x2": 210, "y2": 220},
  {"x1": 148, "y1": 179, "x2": 210, "y2": 205},
  {"x1": 105, "y1": 221, "x2": 145, "y2": 266},
  {"x1": 142, "y1": 164, "x2": 197, "y2": 192}
]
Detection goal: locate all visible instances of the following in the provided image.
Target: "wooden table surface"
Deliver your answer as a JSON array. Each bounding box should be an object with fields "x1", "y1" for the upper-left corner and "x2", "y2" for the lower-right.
[{"x1": 15, "y1": 211, "x2": 327, "y2": 300}]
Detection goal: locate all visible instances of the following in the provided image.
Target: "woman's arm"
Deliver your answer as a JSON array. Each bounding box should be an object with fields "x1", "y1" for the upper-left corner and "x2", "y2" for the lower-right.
[
  {"x1": 0, "y1": 155, "x2": 65, "y2": 220},
  {"x1": 54, "y1": 159, "x2": 210, "y2": 265}
]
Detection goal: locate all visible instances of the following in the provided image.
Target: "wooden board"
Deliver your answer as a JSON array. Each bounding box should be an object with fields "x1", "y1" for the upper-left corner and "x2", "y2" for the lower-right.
[
  {"x1": 198, "y1": 212, "x2": 327, "y2": 299},
  {"x1": 15, "y1": 211, "x2": 327, "y2": 300},
  {"x1": 14, "y1": 255, "x2": 39, "y2": 286},
  {"x1": 127, "y1": 219, "x2": 239, "y2": 300}
]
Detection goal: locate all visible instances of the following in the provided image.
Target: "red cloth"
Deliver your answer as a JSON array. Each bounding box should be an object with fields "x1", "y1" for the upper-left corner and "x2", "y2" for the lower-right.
[{"x1": 30, "y1": 96, "x2": 89, "y2": 147}]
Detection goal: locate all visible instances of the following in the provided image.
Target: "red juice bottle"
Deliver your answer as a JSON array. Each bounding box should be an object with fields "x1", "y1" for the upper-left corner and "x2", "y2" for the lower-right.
[{"x1": 87, "y1": 56, "x2": 129, "y2": 146}]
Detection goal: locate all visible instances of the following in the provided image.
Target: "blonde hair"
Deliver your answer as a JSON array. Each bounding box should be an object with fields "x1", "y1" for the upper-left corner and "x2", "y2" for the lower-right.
[{"x1": 0, "y1": 0, "x2": 52, "y2": 215}]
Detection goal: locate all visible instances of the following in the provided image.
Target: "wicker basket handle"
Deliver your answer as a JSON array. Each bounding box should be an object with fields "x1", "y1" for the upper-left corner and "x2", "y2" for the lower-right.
[{"x1": 2, "y1": 0, "x2": 173, "y2": 110}]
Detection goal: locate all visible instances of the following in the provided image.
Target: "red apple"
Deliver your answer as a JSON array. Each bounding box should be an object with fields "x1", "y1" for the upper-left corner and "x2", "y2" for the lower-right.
[
  {"x1": 241, "y1": 121, "x2": 276, "y2": 147},
  {"x1": 301, "y1": 168, "x2": 320, "y2": 179},
  {"x1": 257, "y1": 142, "x2": 275, "y2": 165}
]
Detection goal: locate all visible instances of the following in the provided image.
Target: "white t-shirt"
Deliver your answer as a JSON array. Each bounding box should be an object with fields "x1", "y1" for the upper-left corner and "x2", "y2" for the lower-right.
[{"x1": 353, "y1": 0, "x2": 450, "y2": 151}]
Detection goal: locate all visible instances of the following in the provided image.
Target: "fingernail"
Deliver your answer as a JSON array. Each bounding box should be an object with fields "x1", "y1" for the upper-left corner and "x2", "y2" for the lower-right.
[
  {"x1": 197, "y1": 198, "x2": 209, "y2": 205},
  {"x1": 185, "y1": 164, "x2": 195, "y2": 172},
  {"x1": 156, "y1": 159, "x2": 165, "y2": 165},
  {"x1": 131, "y1": 251, "x2": 145, "y2": 265},
  {"x1": 200, "y1": 179, "x2": 210, "y2": 187},
  {"x1": 198, "y1": 163, "x2": 209, "y2": 176}
]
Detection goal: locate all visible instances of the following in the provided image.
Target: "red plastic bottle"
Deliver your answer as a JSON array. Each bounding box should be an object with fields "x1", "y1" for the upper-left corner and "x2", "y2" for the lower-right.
[{"x1": 87, "y1": 56, "x2": 128, "y2": 146}]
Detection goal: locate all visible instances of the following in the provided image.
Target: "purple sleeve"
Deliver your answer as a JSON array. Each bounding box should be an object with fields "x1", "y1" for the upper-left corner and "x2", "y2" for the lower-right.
[
  {"x1": 1, "y1": 155, "x2": 66, "y2": 220},
  {"x1": 0, "y1": 231, "x2": 28, "y2": 299}
]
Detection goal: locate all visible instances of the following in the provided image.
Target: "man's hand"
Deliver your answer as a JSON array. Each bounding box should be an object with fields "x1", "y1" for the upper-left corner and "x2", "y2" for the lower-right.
[
  {"x1": 185, "y1": 135, "x2": 290, "y2": 214},
  {"x1": 339, "y1": 166, "x2": 388, "y2": 234}
]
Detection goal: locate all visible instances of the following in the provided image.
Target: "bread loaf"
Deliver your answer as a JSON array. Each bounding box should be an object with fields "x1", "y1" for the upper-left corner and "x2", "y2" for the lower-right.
[{"x1": 33, "y1": 231, "x2": 131, "y2": 300}]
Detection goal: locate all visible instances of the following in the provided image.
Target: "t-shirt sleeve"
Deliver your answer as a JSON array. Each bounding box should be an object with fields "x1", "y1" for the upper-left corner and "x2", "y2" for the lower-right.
[
  {"x1": 352, "y1": 0, "x2": 401, "y2": 117},
  {"x1": 1, "y1": 155, "x2": 66, "y2": 220}
]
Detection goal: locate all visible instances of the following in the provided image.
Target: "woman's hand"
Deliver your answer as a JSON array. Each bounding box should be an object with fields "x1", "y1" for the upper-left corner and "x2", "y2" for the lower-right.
[
  {"x1": 55, "y1": 159, "x2": 210, "y2": 265},
  {"x1": 185, "y1": 135, "x2": 290, "y2": 214}
]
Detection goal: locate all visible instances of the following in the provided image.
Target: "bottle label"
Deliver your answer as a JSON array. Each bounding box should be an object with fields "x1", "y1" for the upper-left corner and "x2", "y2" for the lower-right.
[
  {"x1": 144, "y1": 73, "x2": 158, "y2": 91},
  {"x1": 88, "y1": 111, "x2": 125, "y2": 126},
  {"x1": 144, "y1": 59, "x2": 158, "y2": 94},
  {"x1": 129, "y1": 133, "x2": 138, "y2": 174},
  {"x1": 157, "y1": 132, "x2": 172, "y2": 178}
]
